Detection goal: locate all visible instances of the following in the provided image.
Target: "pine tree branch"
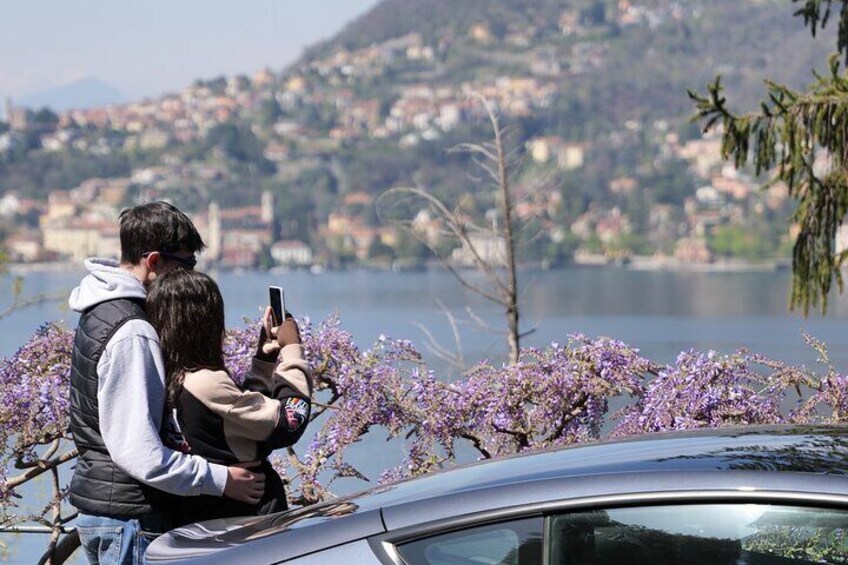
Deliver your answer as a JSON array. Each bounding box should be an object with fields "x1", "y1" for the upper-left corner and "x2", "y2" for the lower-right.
[{"x1": 690, "y1": 57, "x2": 848, "y2": 315}]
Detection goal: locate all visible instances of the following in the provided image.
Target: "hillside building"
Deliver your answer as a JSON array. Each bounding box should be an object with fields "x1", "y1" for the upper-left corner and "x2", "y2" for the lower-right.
[{"x1": 271, "y1": 240, "x2": 313, "y2": 266}]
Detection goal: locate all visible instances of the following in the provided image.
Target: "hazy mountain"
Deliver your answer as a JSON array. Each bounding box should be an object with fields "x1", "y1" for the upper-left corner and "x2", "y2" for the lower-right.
[{"x1": 17, "y1": 77, "x2": 126, "y2": 112}]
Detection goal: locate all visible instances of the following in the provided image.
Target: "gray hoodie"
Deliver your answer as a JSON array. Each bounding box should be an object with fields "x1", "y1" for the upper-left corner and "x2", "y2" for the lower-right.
[{"x1": 69, "y1": 258, "x2": 228, "y2": 498}]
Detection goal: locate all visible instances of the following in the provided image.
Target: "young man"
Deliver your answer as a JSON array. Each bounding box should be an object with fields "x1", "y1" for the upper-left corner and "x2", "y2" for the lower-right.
[{"x1": 68, "y1": 202, "x2": 265, "y2": 565}]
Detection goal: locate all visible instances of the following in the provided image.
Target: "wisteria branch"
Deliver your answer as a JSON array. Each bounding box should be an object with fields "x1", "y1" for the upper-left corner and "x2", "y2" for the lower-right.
[{"x1": 2, "y1": 317, "x2": 848, "y2": 562}]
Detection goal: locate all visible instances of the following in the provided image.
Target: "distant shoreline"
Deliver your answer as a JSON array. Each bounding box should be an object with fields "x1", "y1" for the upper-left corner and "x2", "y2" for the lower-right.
[
  {"x1": 6, "y1": 262, "x2": 83, "y2": 275},
  {"x1": 4, "y1": 257, "x2": 793, "y2": 276},
  {"x1": 624, "y1": 257, "x2": 788, "y2": 273}
]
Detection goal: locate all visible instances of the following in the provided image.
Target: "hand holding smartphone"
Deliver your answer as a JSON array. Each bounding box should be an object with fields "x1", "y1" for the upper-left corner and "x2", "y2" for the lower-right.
[
  {"x1": 269, "y1": 286, "x2": 286, "y2": 326},
  {"x1": 269, "y1": 285, "x2": 301, "y2": 347}
]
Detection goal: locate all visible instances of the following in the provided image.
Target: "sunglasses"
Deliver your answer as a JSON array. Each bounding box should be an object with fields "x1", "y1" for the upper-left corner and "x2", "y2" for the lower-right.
[{"x1": 142, "y1": 251, "x2": 198, "y2": 269}]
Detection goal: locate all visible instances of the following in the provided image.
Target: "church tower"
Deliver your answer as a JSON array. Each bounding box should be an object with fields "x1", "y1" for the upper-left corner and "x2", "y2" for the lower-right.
[
  {"x1": 208, "y1": 202, "x2": 222, "y2": 261},
  {"x1": 261, "y1": 190, "x2": 274, "y2": 224}
]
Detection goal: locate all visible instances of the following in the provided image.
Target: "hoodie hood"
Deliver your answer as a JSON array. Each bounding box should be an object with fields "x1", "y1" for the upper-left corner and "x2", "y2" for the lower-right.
[{"x1": 69, "y1": 258, "x2": 147, "y2": 312}]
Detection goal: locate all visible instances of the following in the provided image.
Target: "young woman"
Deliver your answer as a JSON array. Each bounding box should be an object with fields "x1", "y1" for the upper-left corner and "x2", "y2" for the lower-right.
[{"x1": 146, "y1": 269, "x2": 312, "y2": 526}]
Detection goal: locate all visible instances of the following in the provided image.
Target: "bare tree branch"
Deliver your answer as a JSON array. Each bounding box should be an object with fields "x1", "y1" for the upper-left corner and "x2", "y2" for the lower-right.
[
  {"x1": 4, "y1": 449, "x2": 78, "y2": 491},
  {"x1": 519, "y1": 328, "x2": 538, "y2": 340},
  {"x1": 448, "y1": 143, "x2": 498, "y2": 162},
  {"x1": 377, "y1": 93, "x2": 530, "y2": 364},
  {"x1": 411, "y1": 322, "x2": 462, "y2": 366},
  {"x1": 411, "y1": 300, "x2": 466, "y2": 371},
  {"x1": 459, "y1": 433, "x2": 492, "y2": 459},
  {"x1": 0, "y1": 291, "x2": 66, "y2": 320},
  {"x1": 437, "y1": 299, "x2": 465, "y2": 369},
  {"x1": 463, "y1": 306, "x2": 507, "y2": 336},
  {"x1": 380, "y1": 186, "x2": 509, "y2": 296}
]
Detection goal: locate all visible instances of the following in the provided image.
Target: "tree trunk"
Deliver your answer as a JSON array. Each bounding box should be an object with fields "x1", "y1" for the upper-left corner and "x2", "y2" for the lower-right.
[{"x1": 491, "y1": 105, "x2": 520, "y2": 364}]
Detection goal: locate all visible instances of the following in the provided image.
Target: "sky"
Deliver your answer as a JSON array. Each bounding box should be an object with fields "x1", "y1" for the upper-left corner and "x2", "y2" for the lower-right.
[{"x1": 0, "y1": 0, "x2": 381, "y2": 104}]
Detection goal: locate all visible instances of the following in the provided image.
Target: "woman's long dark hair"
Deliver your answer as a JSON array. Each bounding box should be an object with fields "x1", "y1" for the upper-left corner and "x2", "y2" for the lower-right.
[{"x1": 147, "y1": 269, "x2": 226, "y2": 408}]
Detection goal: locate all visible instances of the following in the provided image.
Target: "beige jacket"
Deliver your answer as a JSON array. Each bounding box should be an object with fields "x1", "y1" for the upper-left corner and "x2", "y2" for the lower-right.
[{"x1": 176, "y1": 344, "x2": 312, "y2": 462}]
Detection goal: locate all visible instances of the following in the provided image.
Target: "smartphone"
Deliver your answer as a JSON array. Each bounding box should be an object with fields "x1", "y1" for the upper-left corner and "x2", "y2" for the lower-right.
[{"x1": 269, "y1": 286, "x2": 286, "y2": 326}]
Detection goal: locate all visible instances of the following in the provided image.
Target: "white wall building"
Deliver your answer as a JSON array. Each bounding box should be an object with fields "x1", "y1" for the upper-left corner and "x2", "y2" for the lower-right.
[{"x1": 271, "y1": 240, "x2": 313, "y2": 266}]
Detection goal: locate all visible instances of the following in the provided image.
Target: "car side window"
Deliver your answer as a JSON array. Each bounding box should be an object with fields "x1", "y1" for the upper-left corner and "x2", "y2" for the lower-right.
[
  {"x1": 548, "y1": 503, "x2": 848, "y2": 564},
  {"x1": 396, "y1": 517, "x2": 543, "y2": 565}
]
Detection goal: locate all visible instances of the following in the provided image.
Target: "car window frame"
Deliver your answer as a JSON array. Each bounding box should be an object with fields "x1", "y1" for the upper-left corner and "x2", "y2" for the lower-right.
[
  {"x1": 394, "y1": 515, "x2": 544, "y2": 565},
  {"x1": 368, "y1": 489, "x2": 848, "y2": 565}
]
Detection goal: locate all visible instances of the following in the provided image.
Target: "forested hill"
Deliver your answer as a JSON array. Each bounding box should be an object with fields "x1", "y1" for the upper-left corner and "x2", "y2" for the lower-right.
[
  {"x1": 302, "y1": 0, "x2": 835, "y2": 120},
  {"x1": 306, "y1": 0, "x2": 572, "y2": 52}
]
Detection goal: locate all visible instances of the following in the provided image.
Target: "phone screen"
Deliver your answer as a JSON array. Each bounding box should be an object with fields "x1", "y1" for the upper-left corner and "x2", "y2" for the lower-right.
[{"x1": 269, "y1": 286, "x2": 285, "y2": 325}]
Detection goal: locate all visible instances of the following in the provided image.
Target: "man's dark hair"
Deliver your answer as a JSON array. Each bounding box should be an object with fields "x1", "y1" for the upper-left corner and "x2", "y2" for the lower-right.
[
  {"x1": 119, "y1": 201, "x2": 205, "y2": 264},
  {"x1": 146, "y1": 270, "x2": 225, "y2": 408}
]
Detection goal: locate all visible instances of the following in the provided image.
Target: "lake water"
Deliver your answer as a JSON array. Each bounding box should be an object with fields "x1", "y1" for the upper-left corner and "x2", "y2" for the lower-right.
[
  {"x1": 2, "y1": 266, "x2": 848, "y2": 562},
  {"x1": 4, "y1": 266, "x2": 848, "y2": 366}
]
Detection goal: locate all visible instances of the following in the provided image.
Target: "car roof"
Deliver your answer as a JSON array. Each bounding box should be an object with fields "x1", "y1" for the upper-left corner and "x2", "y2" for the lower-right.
[
  {"x1": 355, "y1": 424, "x2": 848, "y2": 510},
  {"x1": 146, "y1": 425, "x2": 848, "y2": 564}
]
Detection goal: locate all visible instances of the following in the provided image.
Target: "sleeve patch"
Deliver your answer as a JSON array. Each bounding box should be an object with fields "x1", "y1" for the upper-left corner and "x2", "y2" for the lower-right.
[{"x1": 283, "y1": 397, "x2": 309, "y2": 431}]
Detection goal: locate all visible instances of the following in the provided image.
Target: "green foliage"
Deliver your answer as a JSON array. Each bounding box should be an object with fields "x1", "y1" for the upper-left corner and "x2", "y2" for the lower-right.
[
  {"x1": 298, "y1": 102, "x2": 337, "y2": 132},
  {"x1": 271, "y1": 183, "x2": 314, "y2": 242},
  {"x1": 0, "y1": 227, "x2": 7, "y2": 269},
  {"x1": 30, "y1": 107, "x2": 59, "y2": 129},
  {"x1": 0, "y1": 150, "x2": 132, "y2": 199},
  {"x1": 232, "y1": 74, "x2": 252, "y2": 91},
  {"x1": 691, "y1": 53, "x2": 848, "y2": 314},
  {"x1": 197, "y1": 75, "x2": 228, "y2": 95},
  {"x1": 394, "y1": 229, "x2": 429, "y2": 259},
  {"x1": 367, "y1": 238, "x2": 395, "y2": 261},
  {"x1": 325, "y1": 234, "x2": 357, "y2": 266},
  {"x1": 257, "y1": 245, "x2": 275, "y2": 270},
  {"x1": 203, "y1": 122, "x2": 275, "y2": 174},
  {"x1": 645, "y1": 159, "x2": 698, "y2": 205},
  {"x1": 688, "y1": 0, "x2": 848, "y2": 314},
  {"x1": 580, "y1": 1, "x2": 607, "y2": 26},
  {"x1": 608, "y1": 232, "x2": 654, "y2": 256},
  {"x1": 257, "y1": 97, "x2": 283, "y2": 128},
  {"x1": 709, "y1": 225, "x2": 774, "y2": 261},
  {"x1": 519, "y1": 231, "x2": 582, "y2": 266},
  {"x1": 744, "y1": 524, "x2": 848, "y2": 563},
  {"x1": 550, "y1": 232, "x2": 583, "y2": 265},
  {"x1": 584, "y1": 233, "x2": 604, "y2": 254}
]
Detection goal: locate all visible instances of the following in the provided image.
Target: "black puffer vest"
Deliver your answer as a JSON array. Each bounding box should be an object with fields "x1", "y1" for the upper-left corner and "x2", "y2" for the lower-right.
[{"x1": 69, "y1": 297, "x2": 169, "y2": 518}]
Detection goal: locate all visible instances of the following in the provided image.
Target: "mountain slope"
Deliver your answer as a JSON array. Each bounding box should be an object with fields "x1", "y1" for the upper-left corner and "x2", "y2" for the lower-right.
[
  {"x1": 300, "y1": 0, "x2": 834, "y2": 119},
  {"x1": 19, "y1": 77, "x2": 126, "y2": 111},
  {"x1": 305, "y1": 0, "x2": 567, "y2": 54}
]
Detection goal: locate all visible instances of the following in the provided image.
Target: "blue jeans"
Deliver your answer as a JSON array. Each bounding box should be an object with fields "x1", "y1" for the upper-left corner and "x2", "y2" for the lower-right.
[{"x1": 76, "y1": 513, "x2": 169, "y2": 565}]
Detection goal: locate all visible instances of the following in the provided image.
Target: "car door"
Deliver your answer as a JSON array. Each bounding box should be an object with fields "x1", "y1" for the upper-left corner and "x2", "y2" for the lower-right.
[{"x1": 384, "y1": 502, "x2": 848, "y2": 564}]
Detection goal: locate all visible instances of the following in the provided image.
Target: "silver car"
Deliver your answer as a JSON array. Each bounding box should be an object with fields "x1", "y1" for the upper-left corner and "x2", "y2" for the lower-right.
[{"x1": 146, "y1": 425, "x2": 848, "y2": 564}]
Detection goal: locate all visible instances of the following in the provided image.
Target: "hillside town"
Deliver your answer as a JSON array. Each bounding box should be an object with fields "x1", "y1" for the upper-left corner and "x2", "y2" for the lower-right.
[
  {"x1": 0, "y1": 127, "x2": 799, "y2": 271},
  {"x1": 0, "y1": 1, "x2": 813, "y2": 270}
]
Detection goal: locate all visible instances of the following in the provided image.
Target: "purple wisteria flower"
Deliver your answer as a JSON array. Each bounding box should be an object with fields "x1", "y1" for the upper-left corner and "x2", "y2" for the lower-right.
[
  {"x1": 613, "y1": 349, "x2": 785, "y2": 437},
  {"x1": 1, "y1": 317, "x2": 846, "y2": 512},
  {"x1": 0, "y1": 322, "x2": 73, "y2": 501}
]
